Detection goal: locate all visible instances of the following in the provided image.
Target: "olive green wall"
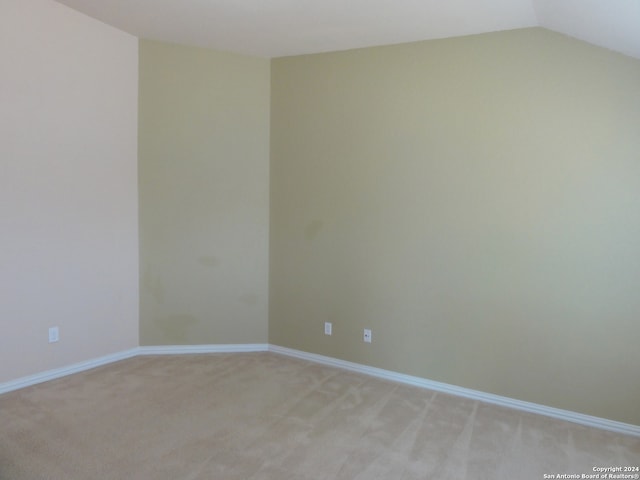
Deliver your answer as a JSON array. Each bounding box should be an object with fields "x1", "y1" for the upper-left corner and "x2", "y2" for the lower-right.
[
  {"x1": 139, "y1": 40, "x2": 270, "y2": 345},
  {"x1": 269, "y1": 28, "x2": 640, "y2": 424}
]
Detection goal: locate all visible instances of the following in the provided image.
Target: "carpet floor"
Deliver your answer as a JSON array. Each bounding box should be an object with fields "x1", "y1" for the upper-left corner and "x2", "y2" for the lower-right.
[{"x1": 1, "y1": 352, "x2": 638, "y2": 479}]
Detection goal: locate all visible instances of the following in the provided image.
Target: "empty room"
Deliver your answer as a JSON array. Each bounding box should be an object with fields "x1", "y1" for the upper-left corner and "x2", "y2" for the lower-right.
[{"x1": 1, "y1": 0, "x2": 639, "y2": 478}]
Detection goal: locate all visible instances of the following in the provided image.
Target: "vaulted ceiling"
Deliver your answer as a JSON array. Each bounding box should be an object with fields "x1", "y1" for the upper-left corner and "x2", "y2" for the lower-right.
[{"x1": 54, "y1": 0, "x2": 640, "y2": 59}]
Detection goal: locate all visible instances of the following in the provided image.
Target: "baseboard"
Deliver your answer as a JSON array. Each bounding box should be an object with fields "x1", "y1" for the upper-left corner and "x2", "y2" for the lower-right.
[
  {"x1": 137, "y1": 344, "x2": 269, "y2": 355},
  {"x1": 0, "y1": 348, "x2": 139, "y2": 395},
  {"x1": 269, "y1": 345, "x2": 640, "y2": 438},
  {"x1": 0, "y1": 344, "x2": 269, "y2": 395},
  {"x1": 3, "y1": 343, "x2": 637, "y2": 438}
]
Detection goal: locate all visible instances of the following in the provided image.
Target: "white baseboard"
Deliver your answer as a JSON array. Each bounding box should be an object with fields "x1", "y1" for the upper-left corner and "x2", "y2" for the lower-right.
[
  {"x1": 2, "y1": 343, "x2": 637, "y2": 438},
  {"x1": 269, "y1": 345, "x2": 640, "y2": 438},
  {"x1": 0, "y1": 348, "x2": 139, "y2": 395},
  {"x1": 137, "y1": 344, "x2": 269, "y2": 355},
  {"x1": 0, "y1": 344, "x2": 269, "y2": 395}
]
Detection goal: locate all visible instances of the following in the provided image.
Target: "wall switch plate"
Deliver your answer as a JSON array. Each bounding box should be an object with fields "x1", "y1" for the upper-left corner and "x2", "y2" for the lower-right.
[
  {"x1": 48, "y1": 326, "x2": 59, "y2": 343},
  {"x1": 363, "y1": 328, "x2": 372, "y2": 343},
  {"x1": 324, "y1": 322, "x2": 332, "y2": 335}
]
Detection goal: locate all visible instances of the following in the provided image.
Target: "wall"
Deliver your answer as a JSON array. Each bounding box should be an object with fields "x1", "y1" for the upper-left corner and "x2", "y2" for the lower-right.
[
  {"x1": 138, "y1": 40, "x2": 270, "y2": 345},
  {"x1": 0, "y1": 0, "x2": 139, "y2": 382},
  {"x1": 270, "y1": 28, "x2": 640, "y2": 425}
]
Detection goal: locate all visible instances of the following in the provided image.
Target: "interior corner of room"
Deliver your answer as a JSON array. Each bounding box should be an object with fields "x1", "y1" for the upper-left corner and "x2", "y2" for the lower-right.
[{"x1": 2, "y1": 0, "x2": 640, "y2": 434}]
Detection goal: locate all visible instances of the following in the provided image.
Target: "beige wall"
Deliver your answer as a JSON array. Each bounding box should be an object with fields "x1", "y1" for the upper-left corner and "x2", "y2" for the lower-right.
[
  {"x1": 0, "y1": 0, "x2": 139, "y2": 383},
  {"x1": 270, "y1": 28, "x2": 640, "y2": 425},
  {"x1": 138, "y1": 40, "x2": 270, "y2": 345}
]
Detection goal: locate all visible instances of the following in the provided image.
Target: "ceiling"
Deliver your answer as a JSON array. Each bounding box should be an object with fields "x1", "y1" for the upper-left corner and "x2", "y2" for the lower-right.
[{"x1": 54, "y1": 0, "x2": 640, "y2": 59}]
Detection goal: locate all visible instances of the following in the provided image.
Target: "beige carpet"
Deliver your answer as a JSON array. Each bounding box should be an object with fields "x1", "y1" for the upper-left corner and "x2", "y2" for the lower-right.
[{"x1": 1, "y1": 353, "x2": 638, "y2": 479}]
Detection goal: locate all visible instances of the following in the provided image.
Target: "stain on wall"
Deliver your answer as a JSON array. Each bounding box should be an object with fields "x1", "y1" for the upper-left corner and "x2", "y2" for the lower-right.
[
  {"x1": 238, "y1": 293, "x2": 259, "y2": 306},
  {"x1": 198, "y1": 256, "x2": 220, "y2": 268},
  {"x1": 141, "y1": 266, "x2": 165, "y2": 304},
  {"x1": 304, "y1": 220, "x2": 324, "y2": 241},
  {"x1": 153, "y1": 314, "x2": 199, "y2": 344}
]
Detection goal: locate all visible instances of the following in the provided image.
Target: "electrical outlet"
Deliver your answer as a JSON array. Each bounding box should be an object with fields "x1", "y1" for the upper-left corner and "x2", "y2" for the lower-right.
[
  {"x1": 48, "y1": 326, "x2": 59, "y2": 343},
  {"x1": 363, "y1": 328, "x2": 372, "y2": 343},
  {"x1": 324, "y1": 322, "x2": 332, "y2": 336}
]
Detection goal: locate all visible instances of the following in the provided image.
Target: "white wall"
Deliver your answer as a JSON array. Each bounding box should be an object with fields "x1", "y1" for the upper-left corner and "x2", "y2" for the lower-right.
[{"x1": 0, "y1": 0, "x2": 139, "y2": 382}]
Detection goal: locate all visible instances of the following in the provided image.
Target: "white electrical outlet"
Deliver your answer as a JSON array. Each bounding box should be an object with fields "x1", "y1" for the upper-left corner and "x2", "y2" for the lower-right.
[
  {"x1": 363, "y1": 328, "x2": 372, "y2": 343},
  {"x1": 48, "y1": 326, "x2": 59, "y2": 343},
  {"x1": 324, "y1": 322, "x2": 332, "y2": 336}
]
